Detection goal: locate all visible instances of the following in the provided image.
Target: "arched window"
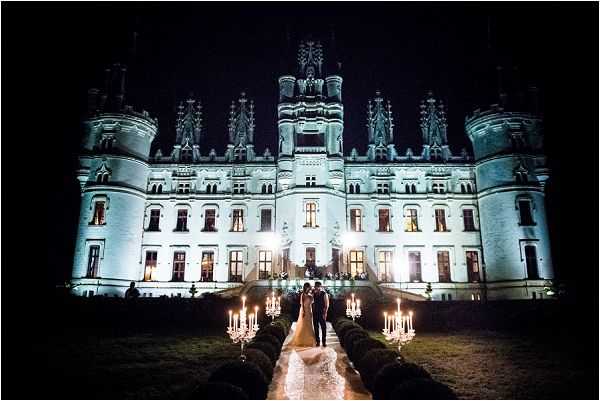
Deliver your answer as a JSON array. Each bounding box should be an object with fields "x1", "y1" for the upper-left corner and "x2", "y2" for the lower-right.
[
  {"x1": 102, "y1": 173, "x2": 109, "y2": 184},
  {"x1": 151, "y1": 184, "x2": 157, "y2": 194},
  {"x1": 96, "y1": 174, "x2": 102, "y2": 184},
  {"x1": 411, "y1": 184, "x2": 417, "y2": 194},
  {"x1": 405, "y1": 184, "x2": 410, "y2": 193},
  {"x1": 467, "y1": 183, "x2": 473, "y2": 193},
  {"x1": 268, "y1": 184, "x2": 273, "y2": 194},
  {"x1": 262, "y1": 184, "x2": 267, "y2": 194},
  {"x1": 356, "y1": 184, "x2": 360, "y2": 194},
  {"x1": 157, "y1": 185, "x2": 163, "y2": 194},
  {"x1": 206, "y1": 184, "x2": 212, "y2": 194},
  {"x1": 349, "y1": 184, "x2": 354, "y2": 194},
  {"x1": 212, "y1": 184, "x2": 218, "y2": 194},
  {"x1": 461, "y1": 184, "x2": 466, "y2": 194}
]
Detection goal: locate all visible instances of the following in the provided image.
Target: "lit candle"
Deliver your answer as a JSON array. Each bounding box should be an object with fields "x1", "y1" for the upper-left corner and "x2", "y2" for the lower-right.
[
  {"x1": 357, "y1": 299, "x2": 361, "y2": 309},
  {"x1": 234, "y1": 314, "x2": 238, "y2": 331},
  {"x1": 347, "y1": 299, "x2": 351, "y2": 309},
  {"x1": 352, "y1": 293, "x2": 355, "y2": 303},
  {"x1": 254, "y1": 305, "x2": 259, "y2": 318},
  {"x1": 397, "y1": 298, "x2": 400, "y2": 315},
  {"x1": 409, "y1": 311, "x2": 413, "y2": 331},
  {"x1": 242, "y1": 296, "x2": 246, "y2": 310},
  {"x1": 384, "y1": 311, "x2": 388, "y2": 331},
  {"x1": 229, "y1": 310, "x2": 232, "y2": 329}
]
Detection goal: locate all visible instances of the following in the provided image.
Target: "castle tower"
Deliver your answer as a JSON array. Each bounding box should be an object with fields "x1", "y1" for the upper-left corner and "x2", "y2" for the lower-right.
[
  {"x1": 366, "y1": 90, "x2": 396, "y2": 161},
  {"x1": 171, "y1": 98, "x2": 202, "y2": 163},
  {"x1": 465, "y1": 90, "x2": 553, "y2": 299},
  {"x1": 226, "y1": 92, "x2": 256, "y2": 162},
  {"x1": 72, "y1": 63, "x2": 157, "y2": 295},
  {"x1": 420, "y1": 91, "x2": 452, "y2": 161}
]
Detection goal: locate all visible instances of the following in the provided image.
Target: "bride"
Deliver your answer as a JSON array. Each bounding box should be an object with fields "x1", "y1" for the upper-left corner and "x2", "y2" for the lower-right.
[{"x1": 289, "y1": 283, "x2": 316, "y2": 347}]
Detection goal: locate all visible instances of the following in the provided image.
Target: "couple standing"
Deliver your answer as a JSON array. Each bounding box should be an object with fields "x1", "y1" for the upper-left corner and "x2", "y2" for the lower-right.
[{"x1": 289, "y1": 281, "x2": 330, "y2": 347}]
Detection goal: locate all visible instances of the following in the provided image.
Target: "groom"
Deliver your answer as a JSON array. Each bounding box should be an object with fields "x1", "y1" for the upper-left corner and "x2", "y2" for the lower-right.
[{"x1": 312, "y1": 281, "x2": 329, "y2": 347}]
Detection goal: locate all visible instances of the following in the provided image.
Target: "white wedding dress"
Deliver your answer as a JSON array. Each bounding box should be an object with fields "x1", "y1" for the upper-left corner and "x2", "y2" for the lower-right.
[{"x1": 289, "y1": 292, "x2": 316, "y2": 347}]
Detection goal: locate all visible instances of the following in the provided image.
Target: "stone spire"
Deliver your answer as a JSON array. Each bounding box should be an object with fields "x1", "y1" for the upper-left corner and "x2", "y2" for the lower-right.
[
  {"x1": 420, "y1": 91, "x2": 451, "y2": 161},
  {"x1": 367, "y1": 90, "x2": 396, "y2": 161},
  {"x1": 226, "y1": 92, "x2": 256, "y2": 162},
  {"x1": 171, "y1": 97, "x2": 202, "y2": 163},
  {"x1": 297, "y1": 39, "x2": 324, "y2": 79}
]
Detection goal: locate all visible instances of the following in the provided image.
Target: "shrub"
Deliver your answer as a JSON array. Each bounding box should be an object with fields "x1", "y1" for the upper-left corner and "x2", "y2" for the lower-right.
[
  {"x1": 208, "y1": 361, "x2": 268, "y2": 399},
  {"x1": 189, "y1": 381, "x2": 248, "y2": 400},
  {"x1": 259, "y1": 324, "x2": 286, "y2": 343},
  {"x1": 389, "y1": 377, "x2": 457, "y2": 400},
  {"x1": 246, "y1": 340, "x2": 278, "y2": 365},
  {"x1": 253, "y1": 333, "x2": 282, "y2": 357},
  {"x1": 272, "y1": 320, "x2": 290, "y2": 337},
  {"x1": 334, "y1": 316, "x2": 352, "y2": 331},
  {"x1": 355, "y1": 349, "x2": 402, "y2": 391},
  {"x1": 245, "y1": 348, "x2": 274, "y2": 382},
  {"x1": 342, "y1": 327, "x2": 368, "y2": 349},
  {"x1": 372, "y1": 362, "x2": 431, "y2": 400},
  {"x1": 349, "y1": 337, "x2": 386, "y2": 363},
  {"x1": 337, "y1": 322, "x2": 361, "y2": 340}
]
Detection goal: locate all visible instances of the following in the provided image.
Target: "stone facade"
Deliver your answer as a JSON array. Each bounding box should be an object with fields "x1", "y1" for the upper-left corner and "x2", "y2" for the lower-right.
[{"x1": 72, "y1": 42, "x2": 554, "y2": 300}]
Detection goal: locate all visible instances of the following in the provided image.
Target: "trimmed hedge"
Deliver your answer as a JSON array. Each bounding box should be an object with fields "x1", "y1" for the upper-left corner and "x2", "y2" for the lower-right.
[
  {"x1": 334, "y1": 316, "x2": 352, "y2": 331},
  {"x1": 349, "y1": 337, "x2": 386, "y2": 363},
  {"x1": 190, "y1": 381, "x2": 249, "y2": 400},
  {"x1": 389, "y1": 377, "x2": 457, "y2": 400},
  {"x1": 246, "y1": 341, "x2": 278, "y2": 365},
  {"x1": 208, "y1": 360, "x2": 269, "y2": 400},
  {"x1": 342, "y1": 328, "x2": 368, "y2": 350},
  {"x1": 337, "y1": 322, "x2": 361, "y2": 341},
  {"x1": 259, "y1": 324, "x2": 286, "y2": 344},
  {"x1": 356, "y1": 349, "x2": 402, "y2": 392},
  {"x1": 245, "y1": 348, "x2": 274, "y2": 382},
  {"x1": 253, "y1": 333, "x2": 282, "y2": 357},
  {"x1": 372, "y1": 362, "x2": 431, "y2": 400}
]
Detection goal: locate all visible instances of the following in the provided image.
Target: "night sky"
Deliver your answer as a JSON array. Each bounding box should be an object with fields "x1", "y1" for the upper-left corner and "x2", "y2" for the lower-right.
[{"x1": 2, "y1": 3, "x2": 597, "y2": 307}]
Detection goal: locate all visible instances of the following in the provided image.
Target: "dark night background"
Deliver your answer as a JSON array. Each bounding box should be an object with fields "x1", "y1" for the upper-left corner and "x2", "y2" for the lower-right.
[{"x1": 1, "y1": 1, "x2": 598, "y2": 396}]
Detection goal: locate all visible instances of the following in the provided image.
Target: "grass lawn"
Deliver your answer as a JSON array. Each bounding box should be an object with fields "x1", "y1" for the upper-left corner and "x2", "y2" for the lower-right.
[
  {"x1": 33, "y1": 328, "x2": 241, "y2": 399},
  {"x1": 369, "y1": 330, "x2": 595, "y2": 399}
]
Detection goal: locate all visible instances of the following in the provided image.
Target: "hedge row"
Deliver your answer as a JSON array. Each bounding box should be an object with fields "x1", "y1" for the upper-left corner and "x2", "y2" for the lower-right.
[
  {"x1": 193, "y1": 313, "x2": 292, "y2": 399},
  {"x1": 332, "y1": 317, "x2": 456, "y2": 400}
]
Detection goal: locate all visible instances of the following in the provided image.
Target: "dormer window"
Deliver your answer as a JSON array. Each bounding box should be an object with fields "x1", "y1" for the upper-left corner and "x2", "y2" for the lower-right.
[
  {"x1": 432, "y1": 183, "x2": 445, "y2": 194},
  {"x1": 177, "y1": 182, "x2": 191, "y2": 194},
  {"x1": 375, "y1": 148, "x2": 387, "y2": 161},
  {"x1": 234, "y1": 147, "x2": 246, "y2": 161},
  {"x1": 377, "y1": 183, "x2": 390, "y2": 194},
  {"x1": 233, "y1": 182, "x2": 245, "y2": 194},
  {"x1": 306, "y1": 175, "x2": 316, "y2": 187}
]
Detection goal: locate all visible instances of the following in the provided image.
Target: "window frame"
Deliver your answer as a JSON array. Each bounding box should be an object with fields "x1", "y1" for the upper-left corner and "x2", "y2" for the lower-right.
[
  {"x1": 171, "y1": 251, "x2": 186, "y2": 282},
  {"x1": 86, "y1": 245, "x2": 101, "y2": 278},
  {"x1": 231, "y1": 208, "x2": 245, "y2": 232},
  {"x1": 258, "y1": 250, "x2": 273, "y2": 279},
  {"x1": 143, "y1": 250, "x2": 158, "y2": 281},
  {"x1": 408, "y1": 251, "x2": 422, "y2": 282},
  {"x1": 349, "y1": 250, "x2": 365, "y2": 277},
  {"x1": 200, "y1": 251, "x2": 215, "y2": 281}
]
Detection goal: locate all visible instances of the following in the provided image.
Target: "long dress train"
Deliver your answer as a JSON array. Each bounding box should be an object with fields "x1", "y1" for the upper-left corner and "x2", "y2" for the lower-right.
[{"x1": 289, "y1": 292, "x2": 316, "y2": 347}]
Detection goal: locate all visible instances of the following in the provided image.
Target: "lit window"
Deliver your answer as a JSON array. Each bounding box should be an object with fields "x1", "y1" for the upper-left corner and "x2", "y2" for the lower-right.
[
  {"x1": 203, "y1": 209, "x2": 216, "y2": 232},
  {"x1": 405, "y1": 209, "x2": 419, "y2": 232},
  {"x1": 91, "y1": 201, "x2": 106, "y2": 225},
  {"x1": 201, "y1": 251, "x2": 214, "y2": 281},
  {"x1": 143, "y1": 251, "x2": 157, "y2": 281},
  {"x1": 232, "y1": 209, "x2": 244, "y2": 232},
  {"x1": 258, "y1": 250, "x2": 272, "y2": 279},
  {"x1": 350, "y1": 209, "x2": 362, "y2": 232},
  {"x1": 175, "y1": 209, "x2": 188, "y2": 232},
  {"x1": 86, "y1": 245, "x2": 100, "y2": 278},
  {"x1": 378, "y1": 209, "x2": 391, "y2": 232},
  {"x1": 437, "y1": 251, "x2": 451, "y2": 282},
  {"x1": 408, "y1": 251, "x2": 422, "y2": 282},
  {"x1": 172, "y1": 252, "x2": 186, "y2": 282},
  {"x1": 306, "y1": 175, "x2": 316, "y2": 187},
  {"x1": 434, "y1": 209, "x2": 447, "y2": 232},
  {"x1": 463, "y1": 209, "x2": 476, "y2": 231},
  {"x1": 378, "y1": 251, "x2": 392, "y2": 282},
  {"x1": 148, "y1": 209, "x2": 160, "y2": 231},
  {"x1": 260, "y1": 209, "x2": 272, "y2": 231},
  {"x1": 518, "y1": 200, "x2": 534, "y2": 226},
  {"x1": 306, "y1": 247, "x2": 316, "y2": 267},
  {"x1": 229, "y1": 251, "x2": 243, "y2": 282},
  {"x1": 466, "y1": 251, "x2": 480, "y2": 282},
  {"x1": 305, "y1": 202, "x2": 317, "y2": 227},
  {"x1": 349, "y1": 250, "x2": 364, "y2": 277}
]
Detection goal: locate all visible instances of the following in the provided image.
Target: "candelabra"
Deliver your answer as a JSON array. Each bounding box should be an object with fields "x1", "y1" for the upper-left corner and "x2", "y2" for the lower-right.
[
  {"x1": 382, "y1": 298, "x2": 415, "y2": 353},
  {"x1": 265, "y1": 291, "x2": 281, "y2": 322},
  {"x1": 346, "y1": 293, "x2": 362, "y2": 322},
  {"x1": 227, "y1": 296, "x2": 259, "y2": 361}
]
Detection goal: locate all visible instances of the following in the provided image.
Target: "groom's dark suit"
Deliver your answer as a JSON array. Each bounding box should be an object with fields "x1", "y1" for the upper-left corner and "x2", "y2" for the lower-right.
[{"x1": 312, "y1": 289, "x2": 328, "y2": 345}]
